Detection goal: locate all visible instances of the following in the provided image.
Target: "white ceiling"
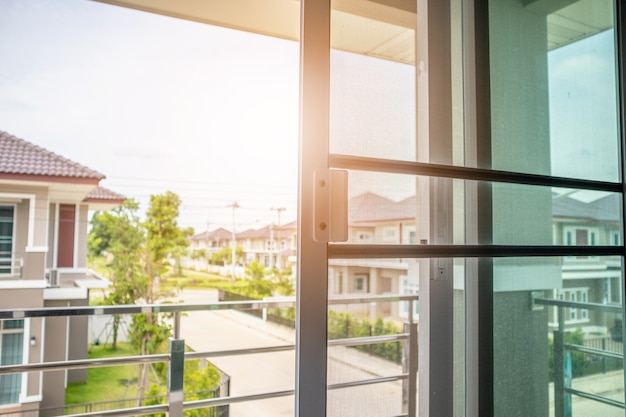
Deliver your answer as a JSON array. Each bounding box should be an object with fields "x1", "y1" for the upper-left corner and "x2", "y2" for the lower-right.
[{"x1": 94, "y1": 0, "x2": 613, "y2": 64}]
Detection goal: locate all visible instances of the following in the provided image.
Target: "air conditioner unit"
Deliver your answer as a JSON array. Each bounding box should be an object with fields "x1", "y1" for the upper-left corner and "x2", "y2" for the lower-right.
[{"x1": 47, "y1": 269, "x2": 59, "y2": 287}]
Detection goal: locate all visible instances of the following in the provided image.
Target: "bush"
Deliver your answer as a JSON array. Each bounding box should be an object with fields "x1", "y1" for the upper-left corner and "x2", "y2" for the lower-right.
[{"x1": 328, "y1": 311, "x2": 404, "y2": 363}]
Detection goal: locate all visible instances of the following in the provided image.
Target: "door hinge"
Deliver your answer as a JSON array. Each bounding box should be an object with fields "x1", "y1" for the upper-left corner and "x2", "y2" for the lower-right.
[{"x1": 314, "y1": 169, "x2": 348, "y2": 243}]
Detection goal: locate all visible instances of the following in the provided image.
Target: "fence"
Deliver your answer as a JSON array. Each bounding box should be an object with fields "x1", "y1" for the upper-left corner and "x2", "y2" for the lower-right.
[
  {"x1": 534, "y1": 298, "x2": 625, "y2": 417},
  {"x1": 0, "y1": 294, "x2": 419, "y2": 417}
]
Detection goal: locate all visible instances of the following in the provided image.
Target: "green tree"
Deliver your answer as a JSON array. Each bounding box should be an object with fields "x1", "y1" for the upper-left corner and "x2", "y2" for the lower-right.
[
  {"x1": 244, "y1": 260, "x2": 272, "y2": 297},
  {"x1": 89, "y1": 199, "x2": 144, "y2": 349},
  {"x1": 269, "y1": 268, "x2": 295, "y2": 296},
  {"x1": 210, "y1": 246, "x2": 243, "y2": 266},
  {"x1": 88, "y1": 192, "x2": 191, "y2": 404},
  {"x1": 133, "y1": 191, "x2": 190, "y2": 403}
]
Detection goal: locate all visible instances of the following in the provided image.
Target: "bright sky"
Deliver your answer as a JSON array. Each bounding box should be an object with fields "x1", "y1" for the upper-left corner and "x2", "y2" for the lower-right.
[
  {"x1": 0, "y1": 0, "x2": 619, "y2": 232},
  {"x1": 0, "y1": 0, "x2": 300, "y2": 232}
]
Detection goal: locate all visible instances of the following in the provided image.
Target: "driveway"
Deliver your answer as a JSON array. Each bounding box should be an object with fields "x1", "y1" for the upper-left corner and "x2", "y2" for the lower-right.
[{"x1": 177, "y1": 289, "x2": 407, "y2": 417}]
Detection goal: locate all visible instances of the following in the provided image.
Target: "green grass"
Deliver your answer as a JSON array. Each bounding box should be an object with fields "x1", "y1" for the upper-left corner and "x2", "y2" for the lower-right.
[
  {"x1": 65, "y1": 343, "x2": 139, "y2": 404},
  {"x1": 164, "y1": 269, "x2": 245, "y2": 291}
]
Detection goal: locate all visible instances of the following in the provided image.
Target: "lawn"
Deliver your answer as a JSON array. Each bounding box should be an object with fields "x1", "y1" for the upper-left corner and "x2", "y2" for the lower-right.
[
  {"x1": 164, "y1": 269, "x2": 247, "y2": 291},
  {"x1": 65, "y1": 343, "x2": 139, "y2": 405}
]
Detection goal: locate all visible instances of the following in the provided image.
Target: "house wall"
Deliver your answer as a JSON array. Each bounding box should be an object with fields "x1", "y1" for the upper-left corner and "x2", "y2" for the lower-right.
[
  {"x1": 75, "y1": 205, "x2": 89, "y2": 269},
  {"x1": 67, "y1": 298, "x2": 88, "y2": 383},
  {"x1": 41, "y1": 300, "x2": 68, "y2": 410},
  {"x1": 0, "y1": 289, "x2": 44, "y2": 405},
  {"x1": 46, "y1": 204, "x2": 56, "y2": 270}
]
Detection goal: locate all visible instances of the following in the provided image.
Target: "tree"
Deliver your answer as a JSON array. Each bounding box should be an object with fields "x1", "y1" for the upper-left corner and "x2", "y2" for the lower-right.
[
  {"x1": 133, "y1": 191, "x2": 190, "y2": 403},
  {"x1": 88, "y1": 191, "x2": 190, "y2": 404},
  {"x1": 269, "y1": 268, "x2": 295, "y2": 296},
  {"x1": 243, "y1": 260, "x2": 272, "y2": 297},
  {"x1": 89, "y1": 199, "x2": 144, "y2": 349},
  {"x1": 210, "y1": 246, "x2": 243, "y2": 266}
]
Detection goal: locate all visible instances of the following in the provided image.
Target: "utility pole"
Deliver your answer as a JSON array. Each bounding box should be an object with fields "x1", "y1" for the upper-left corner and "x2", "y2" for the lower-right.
[
  {"x1": 270, "y1": 207, "x2": 286, "y2": 270},
  {"x1": 230, "y1": 202, "x2": 239, "y2": 282}
]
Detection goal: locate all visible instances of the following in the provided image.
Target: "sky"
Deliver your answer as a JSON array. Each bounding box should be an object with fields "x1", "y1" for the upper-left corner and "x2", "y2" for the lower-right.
[
  {"x1": 0, "y1": 0, "x2": 418, "y2": 233},
  {"x1": 0, "y1": 0, "x2": 620, "y2": 233},
  {"x1": 0, "y1": 0, "x2": 301, "y2": 232}
]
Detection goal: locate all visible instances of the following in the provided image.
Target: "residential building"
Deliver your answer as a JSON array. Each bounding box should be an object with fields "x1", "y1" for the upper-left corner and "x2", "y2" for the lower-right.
[
  {"x1": 0, "y1": 131, "x2": 124, "y2": 413},
  {"x1": 550, "y1": 192, "x2": 622, "y2": 333},
  {"x1": 184, "y1": 221, "x2": 298, "y2": 275},
  {"x1": 3, "y1": 0, "x2": 624, "y2": 416}
]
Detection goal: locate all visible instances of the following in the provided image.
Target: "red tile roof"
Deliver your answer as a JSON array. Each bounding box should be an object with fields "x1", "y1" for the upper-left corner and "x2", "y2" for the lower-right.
[
  {"x1": 0, "y1": 130, "x2": 105, "y2": 180},
  {"x1": 84, "y1": 186, "x2": 126, "y2": 202}
]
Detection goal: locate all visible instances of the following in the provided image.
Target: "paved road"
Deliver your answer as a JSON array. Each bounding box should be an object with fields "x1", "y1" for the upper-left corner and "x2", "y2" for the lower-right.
[{"x1": 177, "y1": 289, "x2": 407, "y2": 417}]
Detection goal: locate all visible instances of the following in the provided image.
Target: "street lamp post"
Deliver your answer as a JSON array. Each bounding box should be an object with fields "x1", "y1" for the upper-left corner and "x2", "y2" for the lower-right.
[
  {"x1": 270, "y1": 207, "x2": 286, "y2": 270},
  {"x1": 230, "y1": 201, "x2": 239, "y2": 282}
]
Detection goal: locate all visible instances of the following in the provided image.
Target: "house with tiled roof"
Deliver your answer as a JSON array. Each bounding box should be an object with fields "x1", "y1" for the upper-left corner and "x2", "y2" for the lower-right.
[
  {"x1": 550, "y1": 192, "x2": 622, "y2": 333},
  {"x1": 183, "y1": 220, "x2": 298, "y2": 276},
  {"x1": 0, "y1": 130, "x2": 124, "y2": 412}
]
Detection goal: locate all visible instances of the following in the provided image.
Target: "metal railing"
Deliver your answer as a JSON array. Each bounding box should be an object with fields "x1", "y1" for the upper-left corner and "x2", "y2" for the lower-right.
[
  {"x1": 0, "y1": 252, "x2": 23, "y2": 277},
  {"x1": 534, "y1": 298, "x2": 624, "y2": 416},
  {"x1": 0, "y1": 294, "x2": 419, "y2": 417}
]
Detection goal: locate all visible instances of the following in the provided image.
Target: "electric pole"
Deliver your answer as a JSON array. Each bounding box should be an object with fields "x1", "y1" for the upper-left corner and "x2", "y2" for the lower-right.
[
  {"x1": 270, "y1": 207, "x2": 286, "y2": 270},
  {"x1": 230, "y1": 201, "x2": 239, "y2": 282}
]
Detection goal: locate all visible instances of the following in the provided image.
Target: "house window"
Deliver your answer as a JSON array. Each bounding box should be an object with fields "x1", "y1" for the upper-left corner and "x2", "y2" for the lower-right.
[
  {"x1": 382, "y1": 227, "x2": 397, "y2": 243},
  {"x1": 0, "y1": 206, "x2": 14, "y2": 275},
  {"x1": 400, "y1": 277, "x2": 419, "y2": 319},
  {"x1": 611, "y1": 231, "x2": 620, "y2": 246},
  {"x1": 554, "y1": 288, "x2": 589, "y2": 324},
  {"x1": 0, "y1": 319, "x2": 24, "y2": 405},
  {"x1": 353, "y1": 274, "x2": 369, "y2": 293},
  {"x1": 564, "y1": 227, "x2": 600, "y2": 260},
  {"x1": 357, "y1": 232, "x2": 372, "y2": 242}
]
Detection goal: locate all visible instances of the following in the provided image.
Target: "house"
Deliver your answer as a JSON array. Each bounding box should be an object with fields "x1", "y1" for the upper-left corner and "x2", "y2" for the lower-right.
[
  {"x1": 184, "y1": 220, "x2": 298, "y2": 275},
  {"x1": 184, "y1": 227, "x2": 232, "y2": 271},
  {"x1": 550, "y1": 192, "x2": 622, "y2": 333},
  {"x1": 0, "y1": 131, "x2": 124, "y2": 413}
]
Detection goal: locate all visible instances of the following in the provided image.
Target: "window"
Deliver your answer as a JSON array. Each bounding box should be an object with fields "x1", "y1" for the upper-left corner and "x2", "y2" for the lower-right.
[
  {"x1": 0, "y1": 206, "x2": 14, "y2": 276},
  {"x1": 353, "y1": 274, "x2": 368, "y2": 293},
  {"x1": 0, "y1": 319, "x2": 24, "y2": 405},
  {"x1": 564, "y1": 226, "x2": 600, "y2": 260},
  {"x1": 400, "y1": 277, "x2": 419, "y2": 319},
  {"x1": 382, "y1": 227, "x2": 397, "y2": 243},
  {"x1": 554, "y1": 288, "x2": 590, "y2": 324}
]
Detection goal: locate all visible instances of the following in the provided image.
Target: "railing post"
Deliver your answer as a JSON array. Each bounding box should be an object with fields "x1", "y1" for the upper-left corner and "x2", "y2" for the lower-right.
[
  {"x1": 554, "y1": 307, "x2": 565, "y2": 417},
  {"x1": 601, "y1": 337, "x2": 606, "y2": 374},
  {"x1": 174, "y1": 312, "x2": 181, "y2": 339},
  {"x1": 402, "y1": 322, "x2": 418, "y2": 417},
  {"x1": 167, "y1": 338, "x2": 185, "y2": 417}
]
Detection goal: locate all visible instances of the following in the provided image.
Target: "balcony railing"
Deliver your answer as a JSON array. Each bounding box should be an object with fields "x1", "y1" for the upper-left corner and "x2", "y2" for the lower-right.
[
  {"x1": 0, "y1": 252, "x2": 23, "y2": 278},
  {"x1": 0, "y1": 294, "x2": 418, "y2": 417},
  {"x1": 534, "y1": 298, "x2": 624, "y2": 416}
]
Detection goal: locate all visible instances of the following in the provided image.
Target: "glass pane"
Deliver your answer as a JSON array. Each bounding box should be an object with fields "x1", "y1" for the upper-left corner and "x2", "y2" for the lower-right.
[
  {"x1": 0, "y1": 0, "x2": 299, "y2": 414},
  {"x1": 0, "y1": 331, "x2": 23, "y2": 405},
  {"x1": 492, "y1": 256, "x2": 624, "y2": 417},
  {"x1": 327, "y1": 258, "x2": 419, "y2": 416},
  {"x1": 489, "y1": 0, "x2": 619, "y2": 181},
  {"x1": 329, "y1": 0, "x2": 416, "y2": 161},
  {"x1": 343, "y1": 171, "x2": 623, "y2": 247},
  {"x1": 0, "y1": 206, "x2": 13, "y2": 274}
]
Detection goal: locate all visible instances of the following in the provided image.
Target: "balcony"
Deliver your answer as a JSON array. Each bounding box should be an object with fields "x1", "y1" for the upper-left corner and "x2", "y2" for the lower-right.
[
  {"x1": 0, "y1": 294, "x2": 418, "y2": 417},
  {"x1": 0, "y1": 253, "x2": 23, "y2": 279}
]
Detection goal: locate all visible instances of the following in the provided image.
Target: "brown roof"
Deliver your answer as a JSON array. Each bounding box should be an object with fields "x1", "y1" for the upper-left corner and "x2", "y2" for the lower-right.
[
  {"x1": 349, "y1": 192, "x2": 416, "y2": 223},
  {"x1": 84, "y1": 186, "x2": 126, "y2": 203},
  {"x1": 189, "y1": 227, "x2": 233, "y2": 241},
  {"x1": 0, "y1": 130, "x2": 105, "y2": 180}
]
